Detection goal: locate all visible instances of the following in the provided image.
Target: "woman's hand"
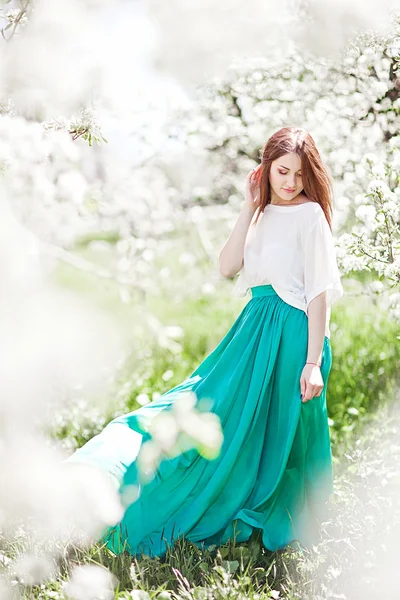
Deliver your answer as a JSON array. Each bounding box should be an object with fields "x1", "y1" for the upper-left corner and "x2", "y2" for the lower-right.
[
  {"x1": 300, "y1": 364, "x2": 324, "y2": 402},
  {"x1": 244, "y1": 164, "x2": 262, "y2": 211}
]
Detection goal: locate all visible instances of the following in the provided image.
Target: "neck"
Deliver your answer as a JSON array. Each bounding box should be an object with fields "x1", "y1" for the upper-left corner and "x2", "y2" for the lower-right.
[{"x1": 270, "y1": 190, "x2": 302, "y2": 206}]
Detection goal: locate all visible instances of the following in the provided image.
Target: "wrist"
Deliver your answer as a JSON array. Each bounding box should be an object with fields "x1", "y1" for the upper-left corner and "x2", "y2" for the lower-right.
[
  {"x1": 306, "y1": 361, "x2": 321, "y2": 368},
  {"x1": 241, "y1": 200, "x2": 256, "y2": 214}
]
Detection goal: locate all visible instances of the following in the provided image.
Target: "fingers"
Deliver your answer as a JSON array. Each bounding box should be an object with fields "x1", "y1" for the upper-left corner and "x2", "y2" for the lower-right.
[
  {"x1": 248, "y1": 164, "x2": 262, "y2": 180},
  {"x1": 301, "y1": 385, "x2": 324, "y2": 402},
  {"x1": 252, "y1": 164, "x2": 261, "y2": 179},
  {"x1": 300, "y1": 378, "x2": 311, "y2": 402},
  {"x1": 300, "y1": 377, "x2": 306, "y2": 397}
]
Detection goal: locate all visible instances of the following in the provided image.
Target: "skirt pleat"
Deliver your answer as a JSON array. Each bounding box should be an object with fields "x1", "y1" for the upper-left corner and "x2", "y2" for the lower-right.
[{"x1": 66, "y1": 284, "x2": 333, "y2": 557}]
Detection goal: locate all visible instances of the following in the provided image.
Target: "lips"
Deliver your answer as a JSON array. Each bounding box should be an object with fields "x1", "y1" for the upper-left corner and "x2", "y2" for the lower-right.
[{"x1": 283, "y1": 188, "x2": 296, "y2": 193}]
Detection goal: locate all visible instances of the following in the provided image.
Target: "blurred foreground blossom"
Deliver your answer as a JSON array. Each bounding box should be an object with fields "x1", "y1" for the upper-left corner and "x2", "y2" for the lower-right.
[
  {"x1": 0, "y1": 435, "x2": 124, "y2": 545},
  {"x1": 0, "y1": 194, "x2": 124, "y2": 423},
  {"x1": 64, "y1": 564, "x2": 117, "y2": 600},
  {"x1": 0, "y1": 188, "x2": 126, "y2": 573},
  {"x1": 13, "y1": 553, "x2": 55, "y2": 587},
  {"x1": 0, "y1": 577, "x2": 13, "y2": 600},
  {"x1": 148, "y1": 0, "x2": 399, "y2": 83},
  {"x1": 0, "y1": 1, "x2": 397, "y2": 598},
  {"x1": 130, "y1": 591, "x2": 151, "y2": 600},
  {"x1": 137, "y1": 391, "x2": 224, "y2": 482}
]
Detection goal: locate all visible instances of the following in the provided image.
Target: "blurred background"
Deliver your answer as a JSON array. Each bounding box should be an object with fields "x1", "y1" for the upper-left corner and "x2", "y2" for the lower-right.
[{"x1": 0, "y1": 0, "x2": 399, "y2": 599}]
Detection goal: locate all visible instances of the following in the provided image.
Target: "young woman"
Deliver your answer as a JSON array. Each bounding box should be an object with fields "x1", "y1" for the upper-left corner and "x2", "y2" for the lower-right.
[{"x1": 67, "y1": 126, "x2": 343, "y2": 557}]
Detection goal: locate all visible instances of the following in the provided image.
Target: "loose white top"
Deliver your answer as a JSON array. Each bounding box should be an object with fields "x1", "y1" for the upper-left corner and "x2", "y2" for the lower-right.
[{"x1": 232, "y1": 201, "x2": 344, "y2": 338}]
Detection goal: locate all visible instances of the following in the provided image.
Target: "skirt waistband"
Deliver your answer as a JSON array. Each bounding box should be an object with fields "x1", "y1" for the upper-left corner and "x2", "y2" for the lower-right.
[{"x1": 250, "y1": 284, "x2": 277, "y2": 298}]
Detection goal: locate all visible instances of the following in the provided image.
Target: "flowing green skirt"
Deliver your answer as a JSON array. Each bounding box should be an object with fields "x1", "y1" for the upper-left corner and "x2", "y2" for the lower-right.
[{"x1": 67, "y1": 284, "x2": 333, "y2": 557}]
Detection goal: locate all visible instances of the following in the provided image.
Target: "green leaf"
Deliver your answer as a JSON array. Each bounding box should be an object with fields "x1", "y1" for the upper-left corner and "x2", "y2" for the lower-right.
[{"x1": 221, "y1": 560, "x2": 239, "y2": 573}]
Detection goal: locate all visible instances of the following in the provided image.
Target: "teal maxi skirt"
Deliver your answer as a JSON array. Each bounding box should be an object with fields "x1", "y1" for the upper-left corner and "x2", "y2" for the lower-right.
[{"x1": 66, "y1": 284, "x2": 334, "y2": 557}]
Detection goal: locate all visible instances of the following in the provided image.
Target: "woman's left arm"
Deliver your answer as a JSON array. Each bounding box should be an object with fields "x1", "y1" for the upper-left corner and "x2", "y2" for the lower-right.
[{"x1": 300, "y1": 291, "x2": 326, "y2": 403}]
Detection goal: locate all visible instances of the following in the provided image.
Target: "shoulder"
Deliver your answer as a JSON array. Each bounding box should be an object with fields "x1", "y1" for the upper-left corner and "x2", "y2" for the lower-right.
[
  {"x1": 298, "y1": 196, "x2": 323, "y2": 212},
  {"x1": 294, "y1": 194, "x2": 323, "y2": 216},
  {"x1": 302, "y1": 201, "x2": 326, "y2": 225},
  {"x1": 300, "y1": 202, "x2": 331, "y2": 246}
]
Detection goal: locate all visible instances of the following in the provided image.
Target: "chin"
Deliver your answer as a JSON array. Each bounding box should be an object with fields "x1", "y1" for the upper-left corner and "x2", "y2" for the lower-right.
[{"x1": 277, "y1": 192, "x2": 297, "y2": 201}]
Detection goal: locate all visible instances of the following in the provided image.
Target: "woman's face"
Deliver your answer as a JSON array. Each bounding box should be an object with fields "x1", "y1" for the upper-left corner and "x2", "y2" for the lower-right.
[{"x1": 269, "y1": 153, "x2": 303, "y2": 201}]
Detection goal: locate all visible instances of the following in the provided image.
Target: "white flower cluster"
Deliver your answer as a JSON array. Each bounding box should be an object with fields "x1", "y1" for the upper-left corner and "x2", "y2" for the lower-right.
[
  {"x1": 337, "y1": 145, "x2": 400, "y2": 316},
  {"x1": 136, "y1": 391, "x2": 224, "y2": 483}
]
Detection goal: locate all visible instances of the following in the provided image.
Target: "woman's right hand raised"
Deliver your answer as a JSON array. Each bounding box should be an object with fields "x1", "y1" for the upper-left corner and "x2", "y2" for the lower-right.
[{"x1": 244, "y1": 164, "x2": 262, "y2": 211}]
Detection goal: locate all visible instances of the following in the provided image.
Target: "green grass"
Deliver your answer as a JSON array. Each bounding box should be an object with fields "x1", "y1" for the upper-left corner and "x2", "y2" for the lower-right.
[
  {"x1": 2, "y1": 244, "x2": 399, "y2": 599},
  {"x1": 3, "y1": 397, "x2": 400, "y2": 599},
  {"x1": 50, "y1": 251, "x2": 400, "y2": 459}
]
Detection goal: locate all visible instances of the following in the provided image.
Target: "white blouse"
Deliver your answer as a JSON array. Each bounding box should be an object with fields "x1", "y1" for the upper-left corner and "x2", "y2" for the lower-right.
[{"x1": 232, "y1": 202, "x2": 344, "y2": 339}]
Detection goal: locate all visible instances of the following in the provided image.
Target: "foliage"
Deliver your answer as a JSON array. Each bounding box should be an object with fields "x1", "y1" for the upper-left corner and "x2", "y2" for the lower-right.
[
  {"x1": 2, "y1": 399, "x2": 400, "y2": 599},
  {"x1": 0, "y1": 2, "x2": 399, "y2": 599},
  {"x1": 49, "y1": 262, "x2": 399, "y2": 464}
]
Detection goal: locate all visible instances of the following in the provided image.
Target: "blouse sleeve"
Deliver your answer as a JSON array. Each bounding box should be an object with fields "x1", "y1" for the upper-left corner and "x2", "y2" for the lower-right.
[
  {"x1": 232, "y1": 267, "x2": 250, "y2": 297},
  {"x1": 303, "y1": 210, "x2": 344, "y2": 312}
]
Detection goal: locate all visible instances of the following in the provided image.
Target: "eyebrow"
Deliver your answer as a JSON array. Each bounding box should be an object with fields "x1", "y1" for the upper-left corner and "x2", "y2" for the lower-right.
[{"x1": 278, "y1": 164, "x2": 302, "y2": 172}]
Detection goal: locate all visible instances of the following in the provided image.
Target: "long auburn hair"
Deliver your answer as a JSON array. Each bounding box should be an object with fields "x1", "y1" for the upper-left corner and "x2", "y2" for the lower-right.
[{"x1": 253, "y1": 127, "x2": 334, "y2": 231}]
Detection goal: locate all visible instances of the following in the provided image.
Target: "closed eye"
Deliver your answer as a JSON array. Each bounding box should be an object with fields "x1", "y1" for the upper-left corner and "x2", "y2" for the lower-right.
[{"x1": 279, "y1": 170, "x2": 302, "y2": 176}]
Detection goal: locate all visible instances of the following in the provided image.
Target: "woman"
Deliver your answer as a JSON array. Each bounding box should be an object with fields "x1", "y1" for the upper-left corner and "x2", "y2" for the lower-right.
[{"x1": 67, "y1": 126, "x2": 343, "y2": 557}]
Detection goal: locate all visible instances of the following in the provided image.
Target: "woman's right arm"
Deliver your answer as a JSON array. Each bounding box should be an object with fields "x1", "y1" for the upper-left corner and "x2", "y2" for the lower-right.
[
  {"x1": 218, "y1": 204, "x2": 256, "y2": 277},
  {"x1": 219, "y1": 166, "x2": 261, "y2": 278}
]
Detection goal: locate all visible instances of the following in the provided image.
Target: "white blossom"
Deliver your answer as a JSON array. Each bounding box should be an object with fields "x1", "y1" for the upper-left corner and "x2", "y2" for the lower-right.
[
  {"x1": 13, "y1": 553, "x2": 55, "y2": 586},
  {"x1": 367, "y1": 179, "x2": 391, "y2": 196},
  {"x1": 64, "y1": 565, "x2": 117, "y2": 600}
]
